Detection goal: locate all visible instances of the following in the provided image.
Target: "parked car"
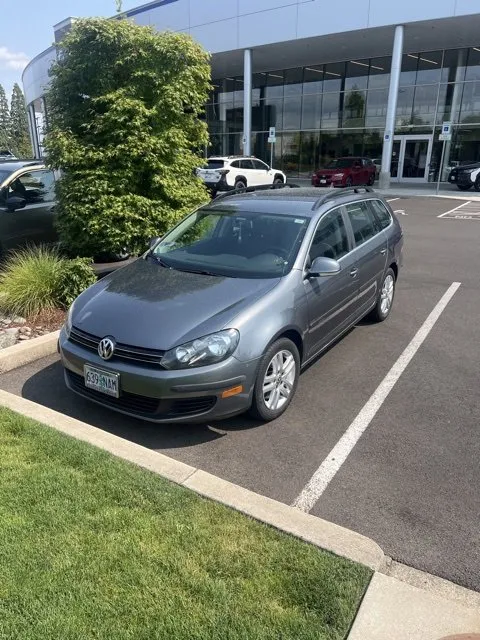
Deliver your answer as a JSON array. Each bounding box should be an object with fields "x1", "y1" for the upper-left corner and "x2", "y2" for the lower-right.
[
  {"x1": 59, "y1": 185, "x2": 403, "y2": 424},
  {"x1": 0, "y1": 150, "x2": 17, "y2": 161},
  {"x1": 196, "y1": 156, "x2": 286, "y2": 194},
  {"x1": 312, "y1": 157, "x2": 376, "y2": 188},
  {"x1": 371, "y1": 158, "x2": 382, "y2": 178},
  {"x1": 0, "y1": 160, "x2": 57, "y2": 258},
  {"x1": 448, "y1": 161, "x2": 480, "y2": 191}
]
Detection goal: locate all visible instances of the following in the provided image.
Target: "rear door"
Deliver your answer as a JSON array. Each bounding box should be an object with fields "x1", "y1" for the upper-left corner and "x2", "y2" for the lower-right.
[
  {"x1": 303, "y1": 206, "x2": 359, "y2": 357},
  {"x1": 344, "y1": 200, "x2": 387, "y2": 315},
  {"x1": 239, "y1": 159, "x2": 257, "y2": 186},
  {"x1": 0, "y1": 169, "x2": 57, "y2": 250}
]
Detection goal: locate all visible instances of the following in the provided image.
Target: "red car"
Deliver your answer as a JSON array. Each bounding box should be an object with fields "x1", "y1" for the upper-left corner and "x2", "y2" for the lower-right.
[{"x1": 312, "y1": 157, "x2": 376, "y2": 188}]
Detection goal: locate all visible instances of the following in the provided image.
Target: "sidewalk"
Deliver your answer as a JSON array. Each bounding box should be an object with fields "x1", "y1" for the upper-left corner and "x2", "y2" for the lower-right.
[{"x1": 293, "y1": 178, "x2": 480, "y2": 201}]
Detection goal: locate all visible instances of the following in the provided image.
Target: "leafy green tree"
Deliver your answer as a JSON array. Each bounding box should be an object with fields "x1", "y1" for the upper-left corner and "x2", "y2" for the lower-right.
[
  {"x1": 45, "y1": 18, "x2": 211, "y2": 258},
  {"x1": 10, "y1": 83, "x2": 32, "y2": 157},
  {"x1": 0, "y1": 84, "x2": 11, "y2": 150}
]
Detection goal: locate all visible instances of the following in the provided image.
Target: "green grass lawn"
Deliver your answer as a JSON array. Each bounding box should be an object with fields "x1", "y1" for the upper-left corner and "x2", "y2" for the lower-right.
[{"x1": 0, "y1": 407, "x2": 371, "y2": 639}]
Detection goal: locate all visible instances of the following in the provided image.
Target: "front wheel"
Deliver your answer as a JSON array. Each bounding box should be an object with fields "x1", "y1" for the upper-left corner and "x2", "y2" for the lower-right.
[
  {"x1": 368, "y1": 174, "x2": 375, "y2": 186},
  {"x1": 474, "y1": 178, "x2": 480, "y2": 192},
  {"x1": 249, "y1": 338, "x2": 300, "y2": 422},
  {"x1": 273, "y1": 177, "x2": 284, "y2": 187},
  {"x1": 369, "y1": 268, "x2": 396, "y2": 323},
  {"x1": 457, "y1": 184, "x2": 472, "y2": 191},
  {"x1": 345, "y1": 177, "x2": 353, "y2": 188}
]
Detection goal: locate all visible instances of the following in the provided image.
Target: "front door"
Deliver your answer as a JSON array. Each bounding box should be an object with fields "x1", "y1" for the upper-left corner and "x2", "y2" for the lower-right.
[
  {"x1": 304, "y1": 206, "x2": 359, "y2": 358},
  {"x1": 391, "y1": 135, "x2": 433, "y2": 183}
]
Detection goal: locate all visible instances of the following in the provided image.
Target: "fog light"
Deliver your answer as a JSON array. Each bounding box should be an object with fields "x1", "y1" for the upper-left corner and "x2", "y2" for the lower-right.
[{"x1": 221, "y1": 385, "x2": 243, "y2": 399}]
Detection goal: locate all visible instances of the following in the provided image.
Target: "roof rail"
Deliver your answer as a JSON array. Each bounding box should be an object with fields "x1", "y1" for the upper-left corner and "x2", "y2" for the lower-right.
[
  {"x1": 311, "y1": 186, "x2": 375, "y2": 211},
  {"x1": 212, "y1": 182, "x2": 301, "y2": 202}
]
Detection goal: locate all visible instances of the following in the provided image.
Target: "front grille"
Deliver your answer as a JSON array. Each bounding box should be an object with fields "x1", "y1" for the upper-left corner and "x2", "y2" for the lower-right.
[
  {"x1": 66, "y1": 370, "x2": 160, "y2": 415},
  {"x1": 66, "y1": 371, "x2": 217, "y2": 419},
  {"x1": 70, "y1": 327, "x2": 165, "y2": 366}
]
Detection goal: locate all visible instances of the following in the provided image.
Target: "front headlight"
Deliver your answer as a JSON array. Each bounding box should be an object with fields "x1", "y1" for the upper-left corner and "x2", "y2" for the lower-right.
[
  {"x1": 162, "y1": 329, "x2": 239, "y2": 370},
  {"x1": 64, "y1": 302, "x2": 75, "y2": 338}
]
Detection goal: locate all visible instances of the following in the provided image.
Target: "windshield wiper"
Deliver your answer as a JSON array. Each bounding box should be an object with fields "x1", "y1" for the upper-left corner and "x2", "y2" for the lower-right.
[
  {"x1": 174, "y1": 266, "x2": 219, "y2": 276},
  {"x1": 146, "y1": 253, "x2": 173, "y2": 269}
]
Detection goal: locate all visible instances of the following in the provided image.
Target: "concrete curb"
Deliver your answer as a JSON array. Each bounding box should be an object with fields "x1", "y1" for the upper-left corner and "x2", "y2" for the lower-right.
[
  {"x1": 0, "y1": 330, "x2": 60, "y2": 374},
  {"x1": 0, "y1": 388, "x2": 384, "y2": 571}
]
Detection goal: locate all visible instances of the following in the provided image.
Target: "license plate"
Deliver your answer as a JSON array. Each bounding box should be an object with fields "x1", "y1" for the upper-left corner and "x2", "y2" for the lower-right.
[
  {"x1": 320, "y1": 179, "x2": 327, "y2": 184},
  {"x1": 84, "y1": 365, "x2": 120, "y2": 398}
]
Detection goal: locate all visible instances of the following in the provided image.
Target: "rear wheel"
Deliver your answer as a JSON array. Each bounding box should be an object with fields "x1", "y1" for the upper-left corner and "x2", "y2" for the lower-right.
[
  {"x1": 457, "y1": 184, "x2": 472, "y2": 191},
  {"x1": 249, "y1": 338, "x2": 300, "y2": 422},
  {"x1": 369, "y1": 268, "x2": 396, "y2": 323},
  {"x1": 235, "y1": 179, "x2": 247, "y2": 192},
  {"x1": 345, "y1": 176, "x2": 353, "y2": 188},
  {"x1": 474, "y1": 178, "x2": 480, "y2": 192}
]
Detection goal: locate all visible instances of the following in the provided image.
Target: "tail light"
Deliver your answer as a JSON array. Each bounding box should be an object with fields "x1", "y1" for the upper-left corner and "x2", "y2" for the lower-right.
[{"x1": 218, "y1": 169, "x2": 230, "y2": 175}]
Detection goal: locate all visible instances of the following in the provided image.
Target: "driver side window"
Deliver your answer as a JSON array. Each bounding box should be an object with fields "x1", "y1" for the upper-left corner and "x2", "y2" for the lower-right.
[
  {"x1": 309, "y1": 208, "x2": 350, "y2": 262},
  {"x1": 8, "y1": 171, "x2": 55, "y2": 204}
]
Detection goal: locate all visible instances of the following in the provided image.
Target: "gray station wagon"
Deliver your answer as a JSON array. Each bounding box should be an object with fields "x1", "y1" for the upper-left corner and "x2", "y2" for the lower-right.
[{"x1": 59, "y1": 186, "x2": 403, "y2": 424}]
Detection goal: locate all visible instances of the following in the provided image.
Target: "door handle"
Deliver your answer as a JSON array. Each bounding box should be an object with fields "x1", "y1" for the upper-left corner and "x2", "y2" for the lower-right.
[
  {"x1": 380, "y1": 248, "x2": 387, "y2": 255},
  {"x1": 350, "y1": 267, "x2": 358, "y2": 277}
]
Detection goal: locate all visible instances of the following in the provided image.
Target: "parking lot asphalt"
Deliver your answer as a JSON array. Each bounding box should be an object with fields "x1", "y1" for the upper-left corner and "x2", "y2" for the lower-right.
[{"x1": 1, "y1": 196, "x2": 479, "y2": 591}]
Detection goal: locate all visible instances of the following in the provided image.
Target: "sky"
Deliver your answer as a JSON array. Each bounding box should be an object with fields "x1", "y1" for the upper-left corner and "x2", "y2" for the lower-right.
[{"x1": 0, "y1": 0, "x2": 140, "y2": 101}]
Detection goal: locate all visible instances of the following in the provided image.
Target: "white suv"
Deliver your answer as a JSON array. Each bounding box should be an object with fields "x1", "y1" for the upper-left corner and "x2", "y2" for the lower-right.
[{"x1": 197, "y1": 156, "x2": 287, "y2": 193}]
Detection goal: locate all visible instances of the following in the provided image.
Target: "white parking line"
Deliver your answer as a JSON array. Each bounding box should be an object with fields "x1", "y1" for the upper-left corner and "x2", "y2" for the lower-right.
[
  {"x1": 437, "y1": 201, "x2": 471, "y2": 218},
  {"x1": 292, "y1": 282, "x2": 462, "y2": 513},
  {"x1": 387, "y1": 198, "x2": 400, "y2": 202}
]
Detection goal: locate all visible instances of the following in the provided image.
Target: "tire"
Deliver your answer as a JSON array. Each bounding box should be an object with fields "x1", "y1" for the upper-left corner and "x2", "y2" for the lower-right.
[
  {"x1": 474, "y1": 178, "x2": 480, "y2": 193},
  {"x1": 273, "y1": 176, "x2": 284, "y2": 187},
  {"x1": 369, "y1": 268, "x2": 396, "y2": 323},
  {"x1": 235, "y1": 179, "x2": 247, "y2": 192},
  {"x1": 249, "y1": 338, "x2": 300, "y2": 422},
  {"x1": 457, "y1": 184, "x2": 472, "y2": 191},
  {"x1": 368, "y1": 174, "x2": 375, "y2": 186},
  {"x1": 345, "y1": 177, "x2": 353, "y2": 188}
]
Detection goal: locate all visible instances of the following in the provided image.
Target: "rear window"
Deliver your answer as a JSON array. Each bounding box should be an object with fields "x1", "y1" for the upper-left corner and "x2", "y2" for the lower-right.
[{"x1": 207, "y1": 160, "x2": 226, "y2": 169}]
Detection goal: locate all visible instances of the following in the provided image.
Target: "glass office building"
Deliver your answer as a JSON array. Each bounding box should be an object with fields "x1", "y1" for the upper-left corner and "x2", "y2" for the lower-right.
[{"x1": 23, "y1": 1, "x2": 480, "y2": 185}]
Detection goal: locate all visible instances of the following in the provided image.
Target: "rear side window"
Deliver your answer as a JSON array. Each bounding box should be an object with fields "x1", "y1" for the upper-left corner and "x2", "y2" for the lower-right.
[
  {"x1": 370, "y1": 199, "x2": 393, "y2": 230},
  {"x1": 345, "y1": 201, "x2": 380, "y2": 246},
  {"x1": 230, "y1": 160, "x2": 240, "y2": 168},
  {"x1": 207, "y1": 160, "x2": 225, "y2": 169}
]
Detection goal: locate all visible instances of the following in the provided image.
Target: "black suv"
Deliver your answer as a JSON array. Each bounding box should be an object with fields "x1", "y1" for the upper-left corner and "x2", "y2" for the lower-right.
[
  {"x1": 0, "y1": 160, "x2": 57, "y2": 258},
  {"x1": 448, "y1": 162, "x2": 480, "y2": 191}
]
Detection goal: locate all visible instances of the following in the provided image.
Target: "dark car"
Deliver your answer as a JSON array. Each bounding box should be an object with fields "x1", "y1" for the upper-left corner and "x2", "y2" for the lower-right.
[
  {"x1": 59, "y1": 185, "x2": 403, "y2": 425},
  {"x1": 448, "y1": 162, "x2": 480, "y2": 191},
  {"x1": 0, "y1": 161, "x2": 57, "y2": 258},
  {"x1": 312, "y1": 157, "x2": 376, "y2": 188}
]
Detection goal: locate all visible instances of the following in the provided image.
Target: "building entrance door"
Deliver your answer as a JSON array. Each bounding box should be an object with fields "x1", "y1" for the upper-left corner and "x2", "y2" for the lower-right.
[{"x1": 391, "y1": 135, "x2": 433, "y2": 183}]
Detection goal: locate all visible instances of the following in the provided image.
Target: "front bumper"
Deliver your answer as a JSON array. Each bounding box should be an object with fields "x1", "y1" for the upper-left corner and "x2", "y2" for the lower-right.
[
  {"x1": 312, "y1": 175, "x2": 344, "y2": 187},
  {"x1": 59, "y1": 329, "x2": 259, "y2": 424},
  {"x1": 451, "y1": 173, "x2": 473, "y2": 187}
]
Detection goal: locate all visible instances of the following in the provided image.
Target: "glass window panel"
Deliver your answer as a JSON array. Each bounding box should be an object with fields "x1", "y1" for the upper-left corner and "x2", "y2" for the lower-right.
[
  {"x1": 265, "y1": 71, "x2": 284, "y2": 98},
  {"x1": 400, "y1": 54, "x2": 418, "y2": 86},
  {"x1": 450, "y1": 125, "x2": 480, "y2": 164},
  {"x1": 299, "y1": 131, "x2": 320, "y2": 176},
  {"x1": 321, "y1": 93, "x2": 341, "y2": 128},
  {"x1": 341, "y1": 131, "x2": 364, "y2": 157},
  {"x1": 366, "y1": 89, "x2": 388, "y2": 127},
  {"x1": 396, "y1": 86, "x2": 415, "y2": 126},
  {"x1": 284, "y1": 68, "x2": 303, "y2": 96},
  {"x1": 415, "y1": 51, "x2": 442, "y2": 85},
  {"x1": 411, "y1": 84, "x2": 439, "y2": 126},
  {"x1": 303, "y1": 65, "x2": 324, "y2": 94},
  {"x1": 345, "y1": 60, "x2": 369, "y2": 91},
  {"x1": 460, "y1": 82, "x2": 480, "y2": 123},
  {"x1": 343, "y1": 90, "x2": 366, "y2": 127},
  {"x1": 233, "y1": 77, "x2": 244, "y2": 106},
  {"x1": 441, "y1": 49, "x2": 467, "y2": 83},
  {"x1": 465, "y1": 47, "x2": 480, "y2": 81},
  {"x1": 280, "y1": 133, "x2": 300, "y2": 176},
  {"x1": 263, "y1": 98, "x2": 283, "y2": 130},
  {"x1": 368, "y1": 57, "x2": 391, "y2": 89},
  {"x1": 363, "y1": 130, "x2": 383, "y2": 164},
  {"x1": 283, "y1": 96, "x2": 302, "y2": 130},
  {"x1": 324, "y1": 62, "x2": 345, "y2": 92},
  {"x1": 253, "y1": 73, "x2": 267, "y2": 89},
  {"x1": 302, "y1": 93, "x2": 322, "y2": 129},
  {"x1": 252, "y1": 101, "x2": 264, "y2": 131},
  {"x1": 319, "y1": 130, "x2": 343, "y2": 166},
  {"x1": 436, "y1": 83, "x2": 463, "y2": 124}
]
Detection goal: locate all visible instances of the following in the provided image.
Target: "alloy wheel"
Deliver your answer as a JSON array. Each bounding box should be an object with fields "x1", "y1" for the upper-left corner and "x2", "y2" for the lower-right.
[
  {"x1": 262, "y1": 350, "x2": 296, "y2": 411},
  {"x1": 380, "y1": 274, "x2": 395, "y2": 316}
]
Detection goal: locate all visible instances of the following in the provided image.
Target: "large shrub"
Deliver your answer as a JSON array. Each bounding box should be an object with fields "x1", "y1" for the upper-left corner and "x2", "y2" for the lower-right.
[
  {"x1": 0, "y1": 247, "x2": 96, "y2": 317},
  {"x1": 45, "y1": 18, "x2": 211, "y2": 258}
]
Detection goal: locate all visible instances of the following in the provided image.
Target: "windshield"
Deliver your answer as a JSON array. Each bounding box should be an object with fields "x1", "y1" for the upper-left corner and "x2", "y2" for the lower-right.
[
  {"x1": 327, "y1": 159, "x2": 355, "y2": 169},
  {"x1": 151, "y1": 208, "x2": 310, "y2": 279}
]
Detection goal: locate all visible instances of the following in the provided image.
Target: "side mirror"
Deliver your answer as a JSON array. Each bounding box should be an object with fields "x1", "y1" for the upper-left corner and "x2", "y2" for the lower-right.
[
  {"x1": 149, "y1": 236, "x2": 161, "y2": 250},
  {"x1": 6, "y1": 195, "x2": 26, "y2": 211},
  {"x1": 307, "y1": 256, "x2": 341, "y2": 277}
]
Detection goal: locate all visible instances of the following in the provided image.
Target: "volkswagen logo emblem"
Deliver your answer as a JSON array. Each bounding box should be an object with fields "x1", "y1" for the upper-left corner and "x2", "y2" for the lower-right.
[{"x1": 98, "y1": 337, "x2": 115, "y2": 361}]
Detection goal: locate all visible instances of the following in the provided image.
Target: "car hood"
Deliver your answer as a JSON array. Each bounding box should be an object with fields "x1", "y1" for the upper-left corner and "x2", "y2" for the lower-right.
[
  {"x1": 315, "y1": 167, "x2": 350, "y2": 175},
  {"x1": 455, "y1": 163, "x2": 480, "y2": 171},
  {"x1": 72, "y1": 258, "x2": 280, "y2": 350}
]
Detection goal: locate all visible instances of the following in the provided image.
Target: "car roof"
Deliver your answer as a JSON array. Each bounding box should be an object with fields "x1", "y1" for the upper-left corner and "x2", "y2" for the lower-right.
[
  {"x1": 208, "y1": 156, "x2": 258, "y2": 161},
  {"x1": 0, "y1": 160, "x2": 45, "y2": 172},
  {"x1": 207, "y1": 187, "x2": 383, "y2": 217}
]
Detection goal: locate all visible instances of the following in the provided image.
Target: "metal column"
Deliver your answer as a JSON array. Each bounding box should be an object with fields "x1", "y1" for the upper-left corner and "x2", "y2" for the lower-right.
[
  {"x1": 243, "y1": 48, "x2": 252, "y2": 156},
  {"x1": 379, "y1": 25, "x2": 404, "y2": 189}
]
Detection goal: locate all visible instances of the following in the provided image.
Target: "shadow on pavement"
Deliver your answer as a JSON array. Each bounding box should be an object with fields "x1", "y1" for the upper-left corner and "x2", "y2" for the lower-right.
[{"x1": 20, "y1": 359, "x2": 263, "y2": 451}]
